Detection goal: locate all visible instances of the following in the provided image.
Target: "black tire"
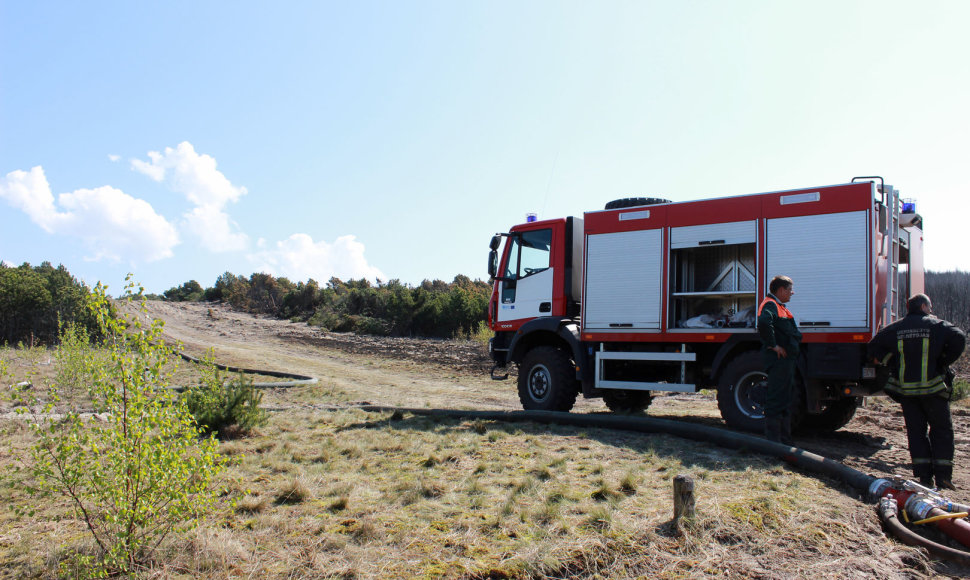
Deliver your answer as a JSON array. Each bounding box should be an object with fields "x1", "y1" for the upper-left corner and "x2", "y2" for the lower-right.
[
  {"x1": 603, "y1": 389, "x2": 652, "y2": 414},
  {"x1": 716, "y1": 351, "x2": 768, "y2": 432},
  {"x1": 604, "y1": 197, "x2": 672, "y2": 210},
  {"x1": 517, "y1": 346, "x2": 579, "y2": 412},
  {"x1": 799, "y1": 397, "x2": 860, "y2": 432}
]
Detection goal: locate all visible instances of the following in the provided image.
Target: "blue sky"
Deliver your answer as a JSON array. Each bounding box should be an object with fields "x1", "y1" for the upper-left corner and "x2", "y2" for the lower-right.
[{"x1": 2, "y1": 1, "x2": 969, "y2": 294}]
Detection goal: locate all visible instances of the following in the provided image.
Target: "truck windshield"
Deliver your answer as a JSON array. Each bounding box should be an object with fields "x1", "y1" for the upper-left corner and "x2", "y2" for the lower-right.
[{"x1": 504, "y1": 229, "x2": 551, "y2": 280}]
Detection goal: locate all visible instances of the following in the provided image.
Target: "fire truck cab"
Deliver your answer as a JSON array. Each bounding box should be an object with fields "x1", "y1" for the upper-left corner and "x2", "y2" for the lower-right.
[{"x1": 486, "y1": 177, "x2": 923, "y2": 432}]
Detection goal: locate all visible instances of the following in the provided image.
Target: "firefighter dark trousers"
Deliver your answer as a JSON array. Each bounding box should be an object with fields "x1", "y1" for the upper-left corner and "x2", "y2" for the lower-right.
[
  {"x1": 764, "y1": 353, "x2": 795, "y2": 417},
  {"x1": 763, "y1": 353, "x2": 795, "y2": 443},
  {"x1": 899, "y1": 394, "x2": 954, "y2": 484}
]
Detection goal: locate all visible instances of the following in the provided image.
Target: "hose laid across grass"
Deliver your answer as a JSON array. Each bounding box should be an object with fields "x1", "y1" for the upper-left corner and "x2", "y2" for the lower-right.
[
  {"x1": 357, "y1": 405, "x2": 876, "y2": 491},
  {"x1": 177, "y1": 351, "x2": 317, "y2": 388},
  {"x1": 185, "y1": 352, "x2": 970, "y2": 564}
]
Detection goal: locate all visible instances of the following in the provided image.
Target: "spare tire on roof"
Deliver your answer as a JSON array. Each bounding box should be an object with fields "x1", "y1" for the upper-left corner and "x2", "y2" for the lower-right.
[{"x1": 604, "y1": 197, "x2": 672, "y2": 210}]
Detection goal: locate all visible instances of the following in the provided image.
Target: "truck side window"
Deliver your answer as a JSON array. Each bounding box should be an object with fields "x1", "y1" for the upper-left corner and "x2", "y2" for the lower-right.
[{"x1": 504, "y1": 229, "x2": 551, "y2": 280}]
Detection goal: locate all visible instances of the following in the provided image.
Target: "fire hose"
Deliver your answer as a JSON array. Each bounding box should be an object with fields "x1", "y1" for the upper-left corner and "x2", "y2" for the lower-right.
[
  {"x1": 183, "y1": 353, "x2": 970, "y2": 564},
  {"x1": 353, "y1": 406, "x2": 970, "y2": 563}
]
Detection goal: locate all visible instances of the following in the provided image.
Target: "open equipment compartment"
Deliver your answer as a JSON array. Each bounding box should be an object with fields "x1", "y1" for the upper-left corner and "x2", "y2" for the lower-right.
[{"x1": 668, "y1": 220, "x2": 757, "y2": 331}]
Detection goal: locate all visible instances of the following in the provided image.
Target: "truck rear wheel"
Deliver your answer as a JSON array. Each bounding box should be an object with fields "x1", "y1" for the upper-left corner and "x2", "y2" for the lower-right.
[
  {"x1": 800, "y1": 398, "x2": 859, "y2": 432},
  {"x1": 517, "y1": 346, "x2": 579, "y2": 412},
  {"x1": 603, "y1": 389, "x2": 652, "y2": 414},
  {"x1": 716, "y1": 351, "x2": 767, "y2": 432}
]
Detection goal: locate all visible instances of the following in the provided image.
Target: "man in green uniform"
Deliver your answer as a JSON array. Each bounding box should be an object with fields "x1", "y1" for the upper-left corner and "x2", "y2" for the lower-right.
[
  {"x1": 757, "y1": 275, "x2": 802, "y2": 444},
  {"x1": 868, "y1": 293, "x2": 966, "y2": 489}
]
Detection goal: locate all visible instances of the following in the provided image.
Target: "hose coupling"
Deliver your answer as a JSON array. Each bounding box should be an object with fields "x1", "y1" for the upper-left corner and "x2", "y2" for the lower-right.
[
  {"x1": 905, "y1": 494, "x2": 939, "y2": 521},
  {"x1": 879, "y1": 495, "x2": 899, "y2": 517},
  {"x1": 869, "y1": 478, "x2": 895, "y2": 501}
]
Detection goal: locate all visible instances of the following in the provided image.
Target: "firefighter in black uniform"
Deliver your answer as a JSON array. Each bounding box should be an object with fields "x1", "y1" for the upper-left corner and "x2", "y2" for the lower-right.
[
  {"x1": 868, "y1": 293, "x2": 966, "y2": 490},
  {"x1": 757, "y1": 275, "x2": 802, "y2": 444}
]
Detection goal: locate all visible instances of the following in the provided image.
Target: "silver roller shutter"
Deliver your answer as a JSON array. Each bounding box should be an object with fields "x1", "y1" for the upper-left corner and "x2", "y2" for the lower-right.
[
  {"x1": 766, "y1": 211, "x2": 868, "y2": 328},
  {"x1": 585, "y1": 229, "x2": 663, "y2": 330}
]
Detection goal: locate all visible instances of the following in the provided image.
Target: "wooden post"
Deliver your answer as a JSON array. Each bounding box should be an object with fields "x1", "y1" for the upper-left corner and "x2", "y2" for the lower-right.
[{"x1": 673, "y1": 474, "x2": 696, "y2": 527}]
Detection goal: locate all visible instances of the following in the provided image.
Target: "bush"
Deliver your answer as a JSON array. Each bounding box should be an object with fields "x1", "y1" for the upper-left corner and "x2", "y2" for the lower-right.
[
  {"x1": 952, "y1": 379, "x2": 970, "y2": 402},
  {"x1": 15, "y1": 279, "x2": 226, "y2": 576},
  {"x1": 53, "y1": 321, "x2": 103, "y2": 408},
  {"x1": 183, "y1": 355, "x2": 267, "y2": 437}
]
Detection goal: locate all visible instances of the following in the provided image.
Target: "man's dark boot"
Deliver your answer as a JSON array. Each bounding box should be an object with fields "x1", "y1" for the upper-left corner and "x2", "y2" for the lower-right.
[
  {"x1": 915, "y1": 466, "x2": 934, "y2": 488},
  {"x1": 764, "y1": 416, "x2": 782, "y2": 442},
  {"x1": 936, "y1": 467, "x2": 956, "y2": 491},
  {"x1": 779, "y1": 411, "x2": 794, "y2": 446}
]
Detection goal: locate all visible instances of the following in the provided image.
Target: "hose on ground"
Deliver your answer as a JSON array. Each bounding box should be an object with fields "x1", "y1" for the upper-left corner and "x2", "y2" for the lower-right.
[
  {"x1": 878, "y1": 498, "x2": 970, "y2": 565},
  {"x1": 183, "y1": 352, "x2": 970, "y2": 564},
  {"x1": 363, "y1": 406, "x2": 970, "y2": 564},
  {"x1": 177, "y1": 351, "x2": 317, "y2": 388},
  {"x1": 357, "y1": 405, "x2": 876, "y2": 491}
]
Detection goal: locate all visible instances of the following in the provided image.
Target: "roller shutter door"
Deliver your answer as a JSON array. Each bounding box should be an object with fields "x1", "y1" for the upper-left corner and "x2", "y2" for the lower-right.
[
  {"x1": 584, "y1": 229, "x2": 663, "y2": 330},
  {"x1": 671, "y1": 220, "x2": 756, "y2": 249},
  {"x1": 766, "y1": 211, "x2": 868, "y2": 328}
]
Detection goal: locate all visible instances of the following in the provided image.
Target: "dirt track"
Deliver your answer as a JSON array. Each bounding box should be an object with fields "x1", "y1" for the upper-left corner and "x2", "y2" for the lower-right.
[{"x1": 142, "y1": 300, "x2": 970, "y2": 498}]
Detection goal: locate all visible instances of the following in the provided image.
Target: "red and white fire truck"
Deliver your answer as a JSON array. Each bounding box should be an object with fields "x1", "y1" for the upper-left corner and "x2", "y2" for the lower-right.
[{"x1": 486, "y1": 177, "x2": 924, "y2": 432}]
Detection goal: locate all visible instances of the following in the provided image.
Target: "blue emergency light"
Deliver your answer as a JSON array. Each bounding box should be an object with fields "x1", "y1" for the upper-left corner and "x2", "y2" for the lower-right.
[
  {"x1": 526, "y1": 213, "x2": 537, "y2": 223},
  {"x1": 902, "y1": 201, "x2": 916, "y2": 213}
]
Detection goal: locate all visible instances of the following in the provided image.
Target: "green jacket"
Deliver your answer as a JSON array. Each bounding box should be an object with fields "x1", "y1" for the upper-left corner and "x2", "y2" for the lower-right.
[{"x1": 757, "y1": 294, "x2": 802, "y2": 357}]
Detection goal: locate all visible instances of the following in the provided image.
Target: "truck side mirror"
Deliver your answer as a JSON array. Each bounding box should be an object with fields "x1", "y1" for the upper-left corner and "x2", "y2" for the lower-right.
[
  {"x1": 488, "y1": 250, "x2": 498, "y2": 278},
  {"x1": 489, "y1": 235, "x2": 502, "y2": 251}
]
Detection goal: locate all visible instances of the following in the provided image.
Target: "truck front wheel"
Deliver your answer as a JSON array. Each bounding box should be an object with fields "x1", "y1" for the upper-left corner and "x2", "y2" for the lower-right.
[{"x1": 517, "y1": 346, "x2": 579, "y2": 412}]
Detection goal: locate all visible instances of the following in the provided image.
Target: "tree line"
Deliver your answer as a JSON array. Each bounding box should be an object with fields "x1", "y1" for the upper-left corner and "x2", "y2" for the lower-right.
[
  {"x1": 924, "y1": 271, "x2": 970, "y2": 331},
  {"x1": 159, "y1": 272, "x2": 492, "y2": 339},
  {"x1": 0, "y1": 261, "x2": 101, "y2": 346},
  {"x1": 3, "y1": 261, "x2": 970, "y2": 346}
]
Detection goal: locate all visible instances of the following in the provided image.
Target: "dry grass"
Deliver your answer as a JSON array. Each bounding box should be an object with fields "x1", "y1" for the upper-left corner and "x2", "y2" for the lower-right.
[{"x1": 0, "y1": 345, "x2": 948, "y2": 579}]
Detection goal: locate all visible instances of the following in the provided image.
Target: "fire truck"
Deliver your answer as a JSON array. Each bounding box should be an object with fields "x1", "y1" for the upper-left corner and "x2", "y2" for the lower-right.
[{"x1": 486, "y1": 177, "x2": 924, "y2": 432}]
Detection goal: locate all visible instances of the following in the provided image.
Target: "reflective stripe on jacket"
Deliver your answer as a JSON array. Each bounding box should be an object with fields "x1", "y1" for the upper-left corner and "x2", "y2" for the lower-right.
[{"x1": 867, "y1": 313, "x2": 967, "y2": 397}]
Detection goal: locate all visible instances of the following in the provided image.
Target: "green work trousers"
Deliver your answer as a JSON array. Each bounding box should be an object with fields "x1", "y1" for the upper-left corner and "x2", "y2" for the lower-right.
[{"x1": 764, "y1": 352, "x2": 796, "y2": 418}]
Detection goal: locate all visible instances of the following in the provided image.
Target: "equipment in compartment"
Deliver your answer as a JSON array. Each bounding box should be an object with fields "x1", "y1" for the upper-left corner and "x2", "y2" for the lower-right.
[{"x1": 670, "y1": 243, "x2": 757, "y2": 329}]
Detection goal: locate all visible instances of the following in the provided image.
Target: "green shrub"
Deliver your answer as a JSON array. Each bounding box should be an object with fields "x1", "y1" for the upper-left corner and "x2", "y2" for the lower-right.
[
  {"x1": 952, "y1": 378, "x2": 970, "y2": 402},
  {"x1": 16, "y1": 278, "x2": 226, "y2": 576},
  {"x1": 469, "y1": 320, "x2": 493, "y2": 346},
  {"x1": 53, "y1": 321, "x2": 104, "y2": 408},
  {"x1": 183, "y1": 355, "x2": 267, "y2": 437}
]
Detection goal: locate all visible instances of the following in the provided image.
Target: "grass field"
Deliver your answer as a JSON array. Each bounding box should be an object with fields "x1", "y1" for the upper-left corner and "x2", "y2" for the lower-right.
[{"x1": 0, "y1": 345, "x2": 934, "y2": 579}]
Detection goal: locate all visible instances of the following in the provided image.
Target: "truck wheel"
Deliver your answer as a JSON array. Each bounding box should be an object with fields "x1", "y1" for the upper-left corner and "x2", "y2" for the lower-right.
[
  {"x1": 716, "y1": 351, "x2": 767, "y2": 432},
  {"x1": 517, "y1": 346, "x2": 579, "y2": 412},
  {"x1": 800, "y1": 398, "x2": 859, "y2": 432},
  {"x1": 603, "y1": 389, "x2": 652, "y2": 414},
  {"x1": 604, "y1": 197, "x2": 672, "y2": 210}
]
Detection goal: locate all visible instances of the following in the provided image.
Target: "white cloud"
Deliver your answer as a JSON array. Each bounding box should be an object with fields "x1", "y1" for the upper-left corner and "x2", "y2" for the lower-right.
[
  {"x1": 131, "y1": 153, "x2": 166, "y2": 182},
  {"x1": 183, "y1": 205, "x2": 248, "y2": 252},
  {"x1": 131, "y1": 141, "x2": 246, "y2": 207},
  {"x1": 0, "y1": 166, "x2": 179, "y2": 263},
  {"x1": 131, "y1": 141, "x2": 248, "y2": 252},
  {"x1": 0, "y1": 166, "x2": 60, "y2": 232},
  {"x1": 108, "y1": 154, "x2": 120, "y2": 162},
  {"x1": 248, "y1": 233, "x2": 385, "y2": 282}
]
